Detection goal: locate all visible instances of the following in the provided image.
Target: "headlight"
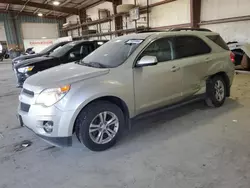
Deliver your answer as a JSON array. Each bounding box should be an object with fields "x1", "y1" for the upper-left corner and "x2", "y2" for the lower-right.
[
  {"x1": 18, "y1": 66, "x2": 34, "y2": 73},
  {"x1": 36, "y1": 85, "x2": 70, "y2": 107}
]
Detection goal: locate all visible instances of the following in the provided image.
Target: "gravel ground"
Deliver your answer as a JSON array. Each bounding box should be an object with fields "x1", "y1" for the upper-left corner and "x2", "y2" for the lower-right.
[{"x1": 1, "y1": 60, "x2": 250, "y2": 188}]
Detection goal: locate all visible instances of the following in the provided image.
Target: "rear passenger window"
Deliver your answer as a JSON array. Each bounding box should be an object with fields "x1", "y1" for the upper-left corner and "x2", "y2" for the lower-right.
[
  {"x1": 174, "y1": 36, "x2": 211, "y2": 59},
  {"x1": 207, "y1": 35, "x2": 229, "y2": 50}
]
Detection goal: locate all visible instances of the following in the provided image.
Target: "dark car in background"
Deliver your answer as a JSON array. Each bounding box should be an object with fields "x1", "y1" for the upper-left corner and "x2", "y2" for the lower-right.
[
  {"x1": 12, "y1": 41, "x2": 69, "y2": 69},
  {"x1": 14, "y1": 40, "x2": 107, "y2": 87}
]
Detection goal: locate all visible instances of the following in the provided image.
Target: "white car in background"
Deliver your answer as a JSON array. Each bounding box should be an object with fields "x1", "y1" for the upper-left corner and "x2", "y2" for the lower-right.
[{"x1": 228, "y1": 41, "x2": 250, "y2": 70}]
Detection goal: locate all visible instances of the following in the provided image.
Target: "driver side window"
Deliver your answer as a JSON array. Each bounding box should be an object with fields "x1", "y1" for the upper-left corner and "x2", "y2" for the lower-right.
[
  {"x1": 139, "y1": 37, "x2": 173, "y2": 63},
  {"x1": 68, "y1": 46, "x2": 81, "y2": 61}
]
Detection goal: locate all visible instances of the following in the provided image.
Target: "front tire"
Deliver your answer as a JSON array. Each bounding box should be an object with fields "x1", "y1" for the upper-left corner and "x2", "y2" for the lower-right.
[
  {"x1": 75, "y1": 101, "x2": 125, "y2": 151},
  {"x1": 205, "y1": 75, "x2": 226, "y2": 107}
]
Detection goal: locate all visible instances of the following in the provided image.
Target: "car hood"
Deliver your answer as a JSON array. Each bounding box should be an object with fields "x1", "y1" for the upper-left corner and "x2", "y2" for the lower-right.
[
  {"x1": 13, "y1": 53, "x2": 42, "y2": 62},
  {"x1": 24, "y1": 62, "x2": 110, "y2": 90},
  {"x1": 16, "y1": 56, "x2": 55, "y2": 68}
]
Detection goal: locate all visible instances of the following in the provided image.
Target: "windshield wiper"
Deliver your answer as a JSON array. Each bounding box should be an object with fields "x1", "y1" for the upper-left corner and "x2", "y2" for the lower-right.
[{"x1": 80, "y1": 61, "x2": 107, "y2": 68}]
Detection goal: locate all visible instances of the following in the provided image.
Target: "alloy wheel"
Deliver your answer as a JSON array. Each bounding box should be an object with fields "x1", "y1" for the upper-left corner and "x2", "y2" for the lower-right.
[
  {"x1": 89, "y1": 111, "x2": 119, "y2": 144},
  {"x1": 214, "y1": 80, "x2": 225, "y2": 102}
]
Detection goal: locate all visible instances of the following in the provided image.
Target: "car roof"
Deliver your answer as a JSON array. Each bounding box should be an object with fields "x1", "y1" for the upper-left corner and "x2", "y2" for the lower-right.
[
  {"x1": 68, "y1": 39, "x2": 108, "y2": 46},
  {"x1": 113, "y1": 32, "x2": 157, "y2": 40},
  {"x1": 148, "y1": 30, "x2": 218, "y2": 37},
  {"x1": 158, "y1": 30, "x2": 218, "y2": 37},
  {"x1": 110, "y1": 30, "x2": 219, "y2": 42},
  {"x1": 57, "y1": 41, "x2": 70, "y2": 44}
]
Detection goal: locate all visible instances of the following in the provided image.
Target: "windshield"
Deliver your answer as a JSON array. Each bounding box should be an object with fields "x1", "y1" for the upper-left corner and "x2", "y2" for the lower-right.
[
  {"x1": 80, "y1": 38, "x2": 143, "y2": 68},
  {"x1": 40, "y1": 43, "x2": 62, "y2": 54},
  {"x1": 49, "y1": 42, "x2": 75, "y2": 58}
]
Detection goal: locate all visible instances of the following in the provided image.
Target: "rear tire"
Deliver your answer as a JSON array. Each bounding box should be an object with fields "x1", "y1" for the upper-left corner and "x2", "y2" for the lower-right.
[
  {"x1": 75, "y1": 101, "x2": 125, "y2": 151},
  {"x1": 205, "y1": 75, "x2": 226, "y2": 107}
]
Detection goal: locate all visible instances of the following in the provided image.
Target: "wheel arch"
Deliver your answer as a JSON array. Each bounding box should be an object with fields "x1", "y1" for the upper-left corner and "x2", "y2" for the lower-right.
[
  {"x1": 207, "y1": 71, "x2": 231, "y2": 97},
  {"x1": 72, "y1": 95, "x2": 131, "y2": 134}
]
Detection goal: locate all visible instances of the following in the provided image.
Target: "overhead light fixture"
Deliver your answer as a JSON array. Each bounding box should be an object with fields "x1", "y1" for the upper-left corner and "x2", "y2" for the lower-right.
[
  {"x1": 53, "y1": 1, "x2": 60, "y2": 6},
  {"x1": 38, "y1": 13, "x2": 43, "y2": 17},
  {"x1": 42, "y1": 37, "x2": 47, "y2": 39}
]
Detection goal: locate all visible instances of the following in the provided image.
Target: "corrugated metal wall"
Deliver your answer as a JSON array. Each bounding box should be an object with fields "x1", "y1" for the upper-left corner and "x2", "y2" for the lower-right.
[
  {"x1": 0, "y1": 13, "x2": 64, "y2": 48},
  {"x1": 0, "y1": 13, "x2": 16, "y2": 45}
]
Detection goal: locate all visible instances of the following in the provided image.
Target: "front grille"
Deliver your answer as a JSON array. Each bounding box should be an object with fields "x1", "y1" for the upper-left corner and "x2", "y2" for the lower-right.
[
  {"x1": 22, "y1": 88, "x2": 34, "y2": 97},
  {"x1": 20, "y1": 102, "x2": 30, "y2": 112}
]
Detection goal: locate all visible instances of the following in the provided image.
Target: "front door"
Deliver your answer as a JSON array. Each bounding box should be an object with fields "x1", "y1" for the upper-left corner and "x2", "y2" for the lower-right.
[{"x1": 133, "y1": 37, "x2": 183, "y2": 115}]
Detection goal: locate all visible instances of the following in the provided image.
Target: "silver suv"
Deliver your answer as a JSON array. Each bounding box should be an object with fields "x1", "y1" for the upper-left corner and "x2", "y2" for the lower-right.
[{"x1": 18, "y1": 29, "x2": 235, "y2": 151}]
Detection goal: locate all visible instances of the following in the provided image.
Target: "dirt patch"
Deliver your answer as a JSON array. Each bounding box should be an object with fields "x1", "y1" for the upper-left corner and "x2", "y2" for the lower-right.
[{"x1": 13, "y1": 140, "x2": 32, "y2": 152}]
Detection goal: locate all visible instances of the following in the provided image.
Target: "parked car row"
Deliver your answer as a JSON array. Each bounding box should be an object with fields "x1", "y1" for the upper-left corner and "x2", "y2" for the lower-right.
[
  {"x1": 13, "y1": 40, "x2": 107, "y2": 87},
  {"x1": 17, "y1": 29, "x2": 235, "y2": 151},
  {"x1": 12, "y1": 41, "x2": 69, "y2": 70}
]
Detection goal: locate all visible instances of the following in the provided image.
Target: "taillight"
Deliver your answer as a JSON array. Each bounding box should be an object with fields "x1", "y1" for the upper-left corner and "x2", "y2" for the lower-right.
[{"x1": 230, "y1": 52, "x2": 235, "y2": 63}]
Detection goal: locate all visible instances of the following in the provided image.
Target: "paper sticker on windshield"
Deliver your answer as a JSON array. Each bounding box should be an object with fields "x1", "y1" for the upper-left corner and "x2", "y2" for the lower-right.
[{"x1": 125, "y1": 39, "x2": 143, "y2": 44}]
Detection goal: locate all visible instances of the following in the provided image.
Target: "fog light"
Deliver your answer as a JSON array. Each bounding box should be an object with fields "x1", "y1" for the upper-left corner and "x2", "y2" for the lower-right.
[{"x1": 43, "y1": 121, "x2": 53, "y2": 133}]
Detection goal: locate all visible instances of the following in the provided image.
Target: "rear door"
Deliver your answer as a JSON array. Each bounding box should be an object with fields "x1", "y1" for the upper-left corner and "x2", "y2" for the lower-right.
[{"x1": 172, "y1": 36, "x2": 212, "y2": 98}]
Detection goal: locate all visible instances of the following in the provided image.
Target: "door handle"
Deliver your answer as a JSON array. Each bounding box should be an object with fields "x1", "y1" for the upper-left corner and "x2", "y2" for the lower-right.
[
  {"x1": 205, "y1": 57, "x2": 211, "y2": 62},
  {"x1": 171, "y1": 66, "x2": 180, "y2": 72}
]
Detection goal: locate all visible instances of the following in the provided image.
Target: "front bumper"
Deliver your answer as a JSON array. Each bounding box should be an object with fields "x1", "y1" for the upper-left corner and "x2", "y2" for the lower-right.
[
  {"x1": 18, "y1": 115, "x2": 72, "y2": 147},
  {"x1": 38, "y1": 134, "x2": 72, "y2": 147},
  {"x1": 18, "y1": 107, "x2": 74, "y2": 147},
  {"x1": 18, "y1": 87, "x2": 76, "y2": 147}
]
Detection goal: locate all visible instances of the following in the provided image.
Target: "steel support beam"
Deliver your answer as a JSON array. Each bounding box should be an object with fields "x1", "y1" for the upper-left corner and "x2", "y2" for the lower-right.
[
  {"x1": 79, "y1": 8, "x2": 87, "y2": 32},
  {"x1": 199, "y1": 15, "x2": 250, "y2": 26},
  {"x1": 46, "y1": 0, "x2": 72, "y2": 16},
  {"x1": 112, "y1": 0, "x2": 122, "y2": 36},
  {"x1": 34, "y1": 0, "x2": 50, "y2": 15},
  {"x1": 6, "y1": 4, "x2": 10, "y2": 11},
  {"x1": 0, "y1": 9, "x2": 63, "y2": 19},
  {"x1": 190, "y1": 0, "x2": 201, "y2": 28},
  {"x1": 2, "y1": 0, "x2": 78, "y2": 14}
]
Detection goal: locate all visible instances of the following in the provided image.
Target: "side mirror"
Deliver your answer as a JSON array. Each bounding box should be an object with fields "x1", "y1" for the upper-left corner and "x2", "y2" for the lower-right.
[{"x1": 137, "y1": 56, "x2": 158, "y2": 67}]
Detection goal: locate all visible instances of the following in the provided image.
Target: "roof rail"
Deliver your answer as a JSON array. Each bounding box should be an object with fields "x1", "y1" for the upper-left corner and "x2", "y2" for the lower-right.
[
  {"x1": 169, "y1": 28, "x2": 212, "y2": 32},
  {"x1": 137, "y1": 29, "x2": 166, "y2": 33}
]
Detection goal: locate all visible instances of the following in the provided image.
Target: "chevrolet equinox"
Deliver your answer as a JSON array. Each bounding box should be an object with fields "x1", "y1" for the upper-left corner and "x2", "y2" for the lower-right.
[{"x1": 18, "y1": 29, "x2": 235, "y2": 151}]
